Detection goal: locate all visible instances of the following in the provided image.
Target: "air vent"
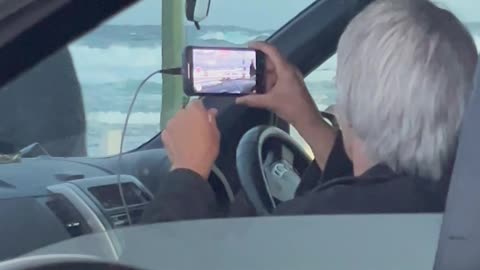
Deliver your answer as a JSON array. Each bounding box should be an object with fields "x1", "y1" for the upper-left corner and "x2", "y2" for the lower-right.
[
  {"x1": 110, "y1": 208, "x2": 144, "y2": 228},
  {"x1": 46, "y1": 194, "x2": 92, "y2": 237}
]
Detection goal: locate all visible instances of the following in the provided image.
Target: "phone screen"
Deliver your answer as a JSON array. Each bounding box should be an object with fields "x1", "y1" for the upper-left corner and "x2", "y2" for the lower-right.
[{"x1": 185, "y1": 47, "x2": 264, "y2": 95}]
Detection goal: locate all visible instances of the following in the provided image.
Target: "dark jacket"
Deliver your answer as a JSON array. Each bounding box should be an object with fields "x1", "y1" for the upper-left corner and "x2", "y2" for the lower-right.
[{"x1": 142, "y1": 134, "x2": 448, "y2": 223}]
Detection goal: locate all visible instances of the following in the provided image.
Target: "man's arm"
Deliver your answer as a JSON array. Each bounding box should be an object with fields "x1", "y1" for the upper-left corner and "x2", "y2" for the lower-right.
[
  {"x1": 143, "y1": 100, "x2": 220, "y2": 223},
  {"x1": 296, "y1": 132, "x2": 353, "y2": 195},
  {"x1": 142, "y1": 169, "x2": 219, "y2": 223},
  {"x1": 292, "y1": 109, "x2": 337, "y2": 171},
  {"x1": 234, "y1": 43, "x2": 337, "y2": 171}
]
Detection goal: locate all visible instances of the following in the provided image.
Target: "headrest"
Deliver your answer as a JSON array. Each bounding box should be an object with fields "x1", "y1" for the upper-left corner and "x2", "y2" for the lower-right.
[{"x1": 434, "y1": 56, "x2": 480, "y2": 269}]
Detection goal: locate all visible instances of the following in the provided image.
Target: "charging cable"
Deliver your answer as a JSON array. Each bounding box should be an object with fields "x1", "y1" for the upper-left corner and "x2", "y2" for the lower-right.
[{"x1": 117, "y1": 67, "x2": 182, "y2": 226}]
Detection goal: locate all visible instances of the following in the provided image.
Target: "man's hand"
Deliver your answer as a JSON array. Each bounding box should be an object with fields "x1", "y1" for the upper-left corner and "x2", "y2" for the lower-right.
[
  {"x1": 236, "y1": 42, "x2": 318, "y2": 127},
  {"x1": 161, "y1": 100, "x2": 220, "y2": 180},
  {"x1": 237, "y1": 42, "x2": 337, "y2": 170}
]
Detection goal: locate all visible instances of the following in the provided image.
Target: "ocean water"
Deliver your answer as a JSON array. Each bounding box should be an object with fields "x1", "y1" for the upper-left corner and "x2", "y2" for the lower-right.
[{"x1": 70, "y1": 24, "x2": 480, "y2": 156}]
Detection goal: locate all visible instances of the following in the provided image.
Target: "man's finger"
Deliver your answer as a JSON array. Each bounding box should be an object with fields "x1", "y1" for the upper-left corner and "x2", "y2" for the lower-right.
[
  {"x1": 188, "y1": 100, "x2": 210, "y2": 117},
  {"x1": 265, "y1": 57, "x2": 276, "y2": 72},
  {"x1": 161, "y1": 130, "x2": 170, "y2": 146},
  {"x1": 248, "y1": 42, "x2": 287, "y2": 72},
  {"x1": 265, "y1": 70, "x2": 277, "y2": 90},
  {"x1": 189, "y1": 99, "x2": 205, "y2": 110},
  {"x1": 235, "y1": 94, "x2": 272, "y2": 110},
  {"x1": 207, "y1": 109, "x2": 218, "y2": 130},
  {"x1": 208, "y1": 108, "x2": 218, "y2": 116},
  {"x1": 207, "y1": 108, "x2": 218, "y2": 125},
  {"x1": 294, "y1": 67, "x2": 304, "y2": 79},
  {"x1": 161, "y1": 131, "x2": 174, "y2": 160}
]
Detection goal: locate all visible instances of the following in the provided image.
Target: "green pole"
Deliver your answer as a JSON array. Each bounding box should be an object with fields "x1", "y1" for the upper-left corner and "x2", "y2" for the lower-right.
[{"x1": 160, "y1": 0, "x2": 185, "y2": 129}]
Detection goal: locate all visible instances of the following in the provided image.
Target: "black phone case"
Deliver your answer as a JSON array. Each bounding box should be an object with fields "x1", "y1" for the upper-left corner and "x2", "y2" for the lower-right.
[{"x1": 183, "y1": 45, "x2": 265, "y2": 97}]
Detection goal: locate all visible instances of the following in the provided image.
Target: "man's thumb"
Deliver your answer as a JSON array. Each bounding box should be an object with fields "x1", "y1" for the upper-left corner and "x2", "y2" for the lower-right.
[
  {"x1": 207, "y1": 108, "x2": 218, "y2": 125},
  {"x1": 235, "y1": 94, "x2": 271, "y2": 110}
]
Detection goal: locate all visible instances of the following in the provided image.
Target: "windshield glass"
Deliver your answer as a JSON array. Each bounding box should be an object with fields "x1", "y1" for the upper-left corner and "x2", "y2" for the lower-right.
[
  {"x1": 290, "y1": 0, "x2": 480, "y2": 156},
  {"x1": 0, "y1": 0, "x2": 315, "y2": 263},
  {"x1": 0, "y1": 0, "x2": 314, "y2": 158},
  {"x1": 0, "y1": 0, "x2": 475, "y2": 268}
]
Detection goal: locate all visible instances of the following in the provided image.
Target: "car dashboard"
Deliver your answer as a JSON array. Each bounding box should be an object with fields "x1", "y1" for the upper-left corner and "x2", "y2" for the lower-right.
[{"x1": 0, "y1": 149, "x2": 233, "y2": 260}]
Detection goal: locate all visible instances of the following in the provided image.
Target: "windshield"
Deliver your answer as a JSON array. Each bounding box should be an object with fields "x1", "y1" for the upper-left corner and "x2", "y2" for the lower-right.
[
  {"x1": 0, "y1": 0, "x2": 315, "y2": 263},
  {"x1": 0, "y1": 0, "x2": 314, "y2": 158},
  {"x1": 0, "y1": 0, "x2": 476, "y2": 269},
  {"x1": 290, "y1": 0, "x2": 480, "y2": 156}
]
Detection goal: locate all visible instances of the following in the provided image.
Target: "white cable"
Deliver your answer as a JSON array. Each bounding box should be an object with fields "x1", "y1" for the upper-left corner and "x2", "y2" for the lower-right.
[{"x1": 117, "y1": 70, "x2": 161, "y2": 226}]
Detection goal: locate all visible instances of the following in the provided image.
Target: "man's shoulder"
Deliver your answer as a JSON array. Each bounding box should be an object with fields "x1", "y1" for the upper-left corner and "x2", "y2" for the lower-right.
[{"x1": 275, "y1": 167, "x2": 446, "y2": 215}]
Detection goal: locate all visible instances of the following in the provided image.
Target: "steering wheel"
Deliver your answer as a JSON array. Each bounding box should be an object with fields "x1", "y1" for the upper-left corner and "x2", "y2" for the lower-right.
[{"x1": 236, "y1": 126, "x2": 313, "y2": 215}]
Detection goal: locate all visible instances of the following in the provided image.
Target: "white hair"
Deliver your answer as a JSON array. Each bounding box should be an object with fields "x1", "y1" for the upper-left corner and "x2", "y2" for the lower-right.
[{"x1": 336, "y1": 0, "x2": 478, "y2": 180}]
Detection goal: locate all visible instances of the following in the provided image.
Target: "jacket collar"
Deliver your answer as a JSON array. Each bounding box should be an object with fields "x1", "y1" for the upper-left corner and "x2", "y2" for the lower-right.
[{"x1": 359, "y1": 163, "x2": 397, "y2": 180}]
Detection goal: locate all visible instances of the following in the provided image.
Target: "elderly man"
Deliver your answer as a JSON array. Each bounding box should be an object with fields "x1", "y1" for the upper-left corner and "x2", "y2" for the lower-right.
[{"x1": 143, "y1": 0, "x2": 478, "y2": 222}]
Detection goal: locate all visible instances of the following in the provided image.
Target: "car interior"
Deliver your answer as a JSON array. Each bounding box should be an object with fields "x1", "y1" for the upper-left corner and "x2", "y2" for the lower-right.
[{"x1": 0, "y1": 0, "x2": 479, "y2": 269}]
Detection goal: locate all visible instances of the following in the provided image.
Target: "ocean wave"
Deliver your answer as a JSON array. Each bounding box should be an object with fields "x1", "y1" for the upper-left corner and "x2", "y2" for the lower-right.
[
  {"x1": 70, "y1": 45, "x2": 162, "y2": 84},
  {"x1": 305, "y1": 68, "x2": 336, "y2": 84},
  {"x1": 69, "y1": 30, "x2": 480, "y2": 88},
  {"x1": 87, "y1": 111, "x2": 161, "y2": 125},
  {"x1": 77, "y1": 25, "x2": 272, "y2": 48},
  {"x1": 199, "y1": 31, "x2": 270, "y2": 45}
]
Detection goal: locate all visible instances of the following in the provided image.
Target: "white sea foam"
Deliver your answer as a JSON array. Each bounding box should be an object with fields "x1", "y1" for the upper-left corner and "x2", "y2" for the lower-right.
[
  {"x1": 69, "y1": 45, "x2": 163, "y2": 84},
  {"x1": 199, "y1": 31, "x2": 270, "y2": 44},
  {"x1": 87, "y1": 111, "x2": 161, "y2": 125},
  {"x1": 69, "y1": 30, "x2": 271, "y2": 85}
]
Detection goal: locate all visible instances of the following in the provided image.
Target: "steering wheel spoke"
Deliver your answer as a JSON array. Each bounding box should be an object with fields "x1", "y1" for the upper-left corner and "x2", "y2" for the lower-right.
[{"x1": 236, "y1": 126, "x2": 313, "y2": 215}]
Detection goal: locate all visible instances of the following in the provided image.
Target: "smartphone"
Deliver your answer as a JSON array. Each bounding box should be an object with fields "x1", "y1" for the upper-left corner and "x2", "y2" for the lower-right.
[{"x1": 183, "y1": 46, "x2": 265, "y2": 96}]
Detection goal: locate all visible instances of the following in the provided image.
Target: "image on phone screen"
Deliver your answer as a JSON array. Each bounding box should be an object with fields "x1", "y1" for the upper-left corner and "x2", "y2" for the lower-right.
[{"x1": 191, "y1": 48, "x2": 258, "y2": 95}]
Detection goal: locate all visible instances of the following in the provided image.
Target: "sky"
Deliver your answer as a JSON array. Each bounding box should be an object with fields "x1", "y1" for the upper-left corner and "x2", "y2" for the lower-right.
[
  {"x1": 107, "y1": 0, "x2": 480, "y2": 29},
  {"x1": 107, "y1": 0, "x2": 316, "y2": 30}
]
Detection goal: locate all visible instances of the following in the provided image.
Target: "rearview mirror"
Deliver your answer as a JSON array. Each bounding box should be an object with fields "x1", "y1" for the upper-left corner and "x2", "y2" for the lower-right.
[{"x1": 186, "y1": 0, "x2": 211, "y2": 29}]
